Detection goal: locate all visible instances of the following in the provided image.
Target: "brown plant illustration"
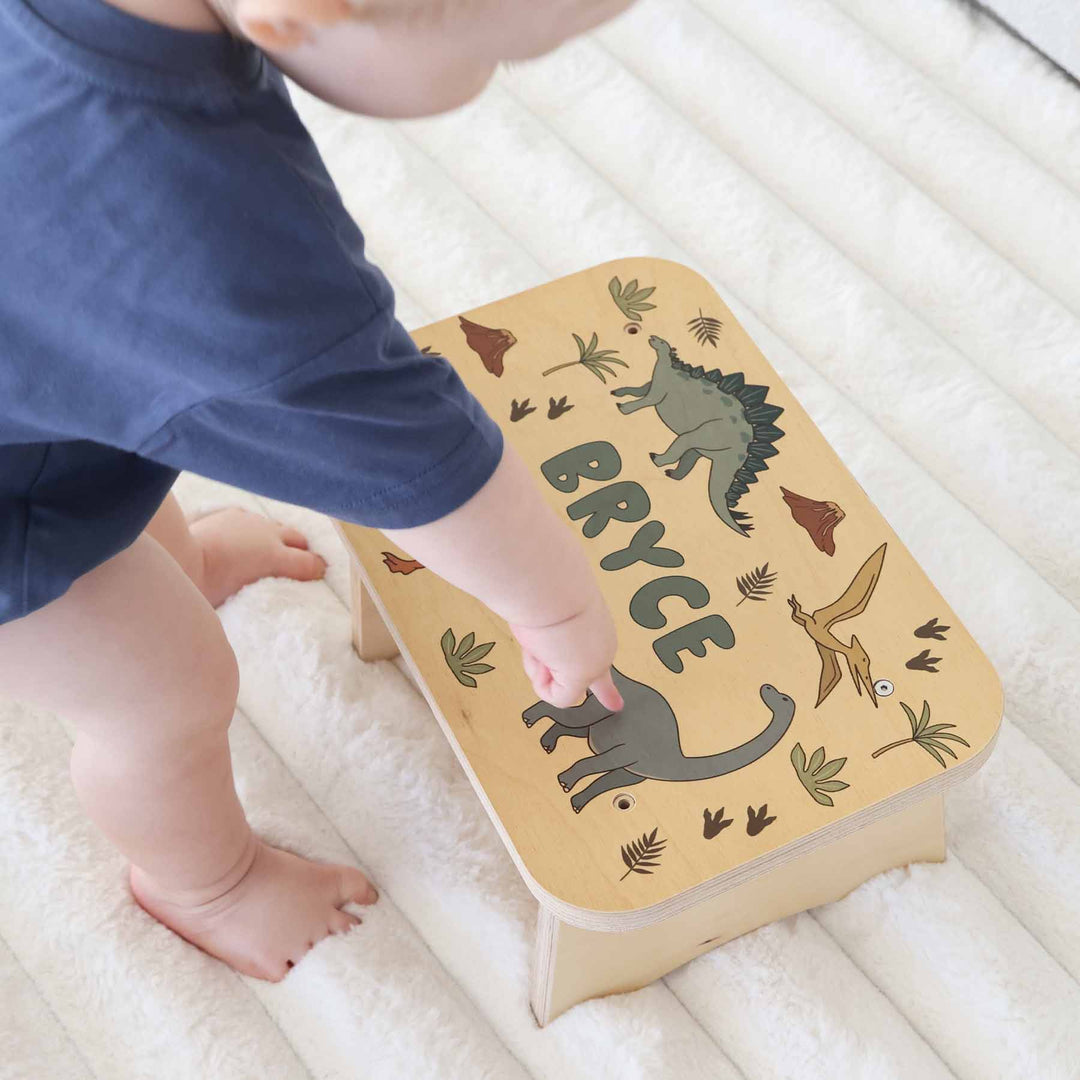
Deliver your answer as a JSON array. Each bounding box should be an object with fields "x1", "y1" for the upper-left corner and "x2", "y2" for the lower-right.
[
  {"x1": 736, "y1": 562, "x2": 777, "y2": 606},
  {"x1": 382, "y1": 552, "x2": 425, "y2": 574},
  {"x1": 687, "y1": 308, "x2": 724, "y2": 347},
  {"x1": 619, "y1": 827, "x2": 667, "y2": 880},
  {"x1": 780, "y1": 486, "x2": 846, "y2": 556},
  {"x1": 458, "y1": 316, "x2": 517, "y2": 376}
]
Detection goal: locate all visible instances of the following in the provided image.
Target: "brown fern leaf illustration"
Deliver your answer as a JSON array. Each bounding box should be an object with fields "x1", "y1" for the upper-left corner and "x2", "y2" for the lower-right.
[
  {"x1": 687, "y1": 307, "x2": 723, "y2": 347},
  {"x1": 736, "y1": 563, "x2": 777, "y2": 606},
  {"x1": 619, "y1": 827, "x2": 667, "y2": 880}
]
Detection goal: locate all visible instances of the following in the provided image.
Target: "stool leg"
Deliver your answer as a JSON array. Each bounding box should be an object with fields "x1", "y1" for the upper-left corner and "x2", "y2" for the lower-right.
[
  {"x1": 529, "y1": 794, "x2": 946, "y2": 1026},
  {"x1": 348, "y1": 557, "x2": 400, "y2": 661}
]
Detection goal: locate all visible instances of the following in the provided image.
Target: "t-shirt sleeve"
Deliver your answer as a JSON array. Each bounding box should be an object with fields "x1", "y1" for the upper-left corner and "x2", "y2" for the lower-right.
[{"x1": 134, "y1": 305, "x2": 505, "y2": 529}]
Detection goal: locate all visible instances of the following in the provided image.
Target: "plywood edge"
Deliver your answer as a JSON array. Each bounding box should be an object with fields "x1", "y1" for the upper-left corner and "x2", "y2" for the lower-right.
[
  {"x1": 455, "y1": 255, "x2": 697, "y2": 325},
  {"x1": 529, "y1": 908, "x2": 559, "y2": 1027},
  {"x1": 529, "y1": 725, "x2": 999, "y2": 932}
]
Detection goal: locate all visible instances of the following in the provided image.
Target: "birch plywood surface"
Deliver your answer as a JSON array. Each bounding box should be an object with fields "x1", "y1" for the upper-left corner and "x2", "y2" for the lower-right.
[{"x1": 336, "y1": 256, "x2": 1003, "y2": 922}]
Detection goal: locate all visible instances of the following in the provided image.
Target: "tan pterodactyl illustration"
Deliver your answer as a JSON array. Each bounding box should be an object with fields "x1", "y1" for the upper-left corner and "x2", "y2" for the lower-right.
[{"x1": 787, "y1": 543, "x2": 888, "y2": 709}]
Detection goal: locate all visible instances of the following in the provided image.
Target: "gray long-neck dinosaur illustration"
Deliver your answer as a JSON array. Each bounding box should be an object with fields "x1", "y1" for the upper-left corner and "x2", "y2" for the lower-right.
[
  {"x1": 611, "y1": 335, "x2": 785, "y2": 537},
  {"x1": 522, "y1": 666, "x2": 796, "y2": 813}
]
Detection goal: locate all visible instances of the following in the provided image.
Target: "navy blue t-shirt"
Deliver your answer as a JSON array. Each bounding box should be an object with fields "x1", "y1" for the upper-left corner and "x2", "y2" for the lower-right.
[{"x1": 0, "y1": 0, "x2": 505, "y2": 624}]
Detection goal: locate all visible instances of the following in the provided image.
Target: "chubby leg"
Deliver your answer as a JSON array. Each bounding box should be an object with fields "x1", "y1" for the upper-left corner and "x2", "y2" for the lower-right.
[
  {"x1": 145, "y1": 489, "x2": 327, "y2": 608},
  {"x1": 0, "y1": 532, "x2": 376, "y2": 981}
]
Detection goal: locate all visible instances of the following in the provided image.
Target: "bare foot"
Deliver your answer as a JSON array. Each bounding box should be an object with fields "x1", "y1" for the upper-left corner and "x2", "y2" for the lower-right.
[
  {"x1": 129, "y1": 837, "x2": 379, "y2": 981},
  {"x1": 190, "y1": 507, "x2": 328, "y2": 607}
]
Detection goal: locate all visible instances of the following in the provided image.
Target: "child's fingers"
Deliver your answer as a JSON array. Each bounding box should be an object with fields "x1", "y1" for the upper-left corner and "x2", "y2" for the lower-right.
[
  {"x1": 544, "y1": 672, "x2": 590, "y2": 709},
  {"x1": 589, "y1": 670, "x2": 624, "y2": 711},
  {"x1": 521, "y1": 651, "x2": 560, "y2": 704},
  {"x1": 520, "y1": 649, "x2": 543, "y2": 685}
]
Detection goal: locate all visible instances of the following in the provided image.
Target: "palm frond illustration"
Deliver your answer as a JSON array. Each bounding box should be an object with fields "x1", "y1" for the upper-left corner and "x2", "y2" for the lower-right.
[
  {"x1": 608, "y1": 276, "x2": 657, "y2": 322},
  {"x1": 619, "y1": 826, "x2": 667, "y2": 880},
  {"x1": 791, "y1": 742, "x2": 850, "y2": 807},
  {"x1": 687, "y1": 308, "x2": 724, "y2": 347},
  {"x1": 736, "y1": 562, "x2": 777, "y2": 606},
  {"x1": 440, "y1": 628, "x2": 496, "y2": 688},
  {"x1": 871, "y1": 700, "x2": 970, "y2": 769},
  {"x1": 542, "y1": 331, "x2": 628, "y2": 383}
]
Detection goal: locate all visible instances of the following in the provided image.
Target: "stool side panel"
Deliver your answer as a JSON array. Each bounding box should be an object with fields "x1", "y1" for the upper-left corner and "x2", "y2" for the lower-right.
[{"x1": 532, "y1": 794, "x2": 946, "y2": 1025}]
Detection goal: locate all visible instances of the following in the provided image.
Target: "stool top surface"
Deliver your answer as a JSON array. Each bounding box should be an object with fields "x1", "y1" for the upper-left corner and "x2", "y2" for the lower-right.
[{"x1": 337, "y1": 257, "x2": 1001, "y2": 925}]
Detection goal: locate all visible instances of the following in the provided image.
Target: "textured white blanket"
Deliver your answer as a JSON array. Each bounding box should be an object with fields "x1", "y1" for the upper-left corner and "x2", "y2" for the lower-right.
[{"x1": 3, "y1": 0, "x2": 1079, "y2": 1076}]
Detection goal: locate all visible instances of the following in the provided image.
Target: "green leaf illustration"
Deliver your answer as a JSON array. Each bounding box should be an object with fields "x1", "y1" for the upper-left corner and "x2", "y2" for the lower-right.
[
  {"x1": 609, "y1": 275, "x2": 658, "y2": 322},
  {"x1": 791, "y1": 741, "x2": 850, "y2": 807},
  {"x1": 441, "y1": 627, "x2": 497, "y2": 688},
  {"x1": 872, "y1": 699, "x2": 971, "y2": 769},
  {"x1": 541, "y1": 331, "x2": 628, "y2": 383}
]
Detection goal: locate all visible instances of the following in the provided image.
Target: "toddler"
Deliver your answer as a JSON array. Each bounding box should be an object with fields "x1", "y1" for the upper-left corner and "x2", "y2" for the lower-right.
[{"x1": 0, "y1": 0, "x2": 632, "y2": 981}]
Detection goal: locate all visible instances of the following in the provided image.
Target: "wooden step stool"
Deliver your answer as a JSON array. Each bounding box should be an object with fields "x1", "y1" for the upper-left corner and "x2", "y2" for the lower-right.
[{"x1": 331, "y1": 257, "x2": 1003, "y2": 1027}]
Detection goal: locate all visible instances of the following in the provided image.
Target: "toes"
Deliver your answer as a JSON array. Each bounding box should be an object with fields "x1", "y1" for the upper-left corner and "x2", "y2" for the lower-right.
[
  {"x1": 328, "y1": 909, "x2": 362, "y2": 935},
  {"x1": 337, "y1": 867, "x2": 378, "y2": 907},
  {"x1": 280, "y1": 931, "x2": 328, "y2": 976},
  {"x1": 276, "y1": 545, "x2": 328, "y2": 581},
  {"x1": 250, "y1": 957, "x2": 291, "y2": 982},
  {"x1": 278, "y1": 525, "x2": 310, "y2": 549}
]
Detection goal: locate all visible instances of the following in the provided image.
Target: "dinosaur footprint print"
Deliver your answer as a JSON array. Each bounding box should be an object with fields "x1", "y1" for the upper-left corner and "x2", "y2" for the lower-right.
[
  {"x1": 746, "y1": 803, "x2": 777, "y2": 836},
  {"x1": 703, "y1": 806, "x2": 733, "y2": 839}
]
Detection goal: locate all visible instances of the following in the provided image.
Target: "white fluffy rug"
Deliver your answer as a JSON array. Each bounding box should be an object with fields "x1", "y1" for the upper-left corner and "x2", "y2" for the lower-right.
[{"x1": 3, "y1": 0, "x2": 1080, "y2": 1076}]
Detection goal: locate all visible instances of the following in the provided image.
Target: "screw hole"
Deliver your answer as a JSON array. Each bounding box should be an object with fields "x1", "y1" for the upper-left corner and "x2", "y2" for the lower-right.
[{"x1": 613, "y1": 793, "x2": 636, "y2": 810}]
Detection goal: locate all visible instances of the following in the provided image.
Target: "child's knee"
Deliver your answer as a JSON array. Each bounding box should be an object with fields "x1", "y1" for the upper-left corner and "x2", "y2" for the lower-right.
[
  {"x1": 191, "y1": 627, "x2": 240, "y2": 728},
  {"x1": 152, "y1": 619, "x2": 240, "y2": 744}
]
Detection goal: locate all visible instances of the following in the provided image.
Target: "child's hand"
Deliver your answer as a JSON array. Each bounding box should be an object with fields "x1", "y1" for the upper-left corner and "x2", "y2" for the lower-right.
[{"x1": 509, "y1": 590, "x2": 624, "y2": 712}]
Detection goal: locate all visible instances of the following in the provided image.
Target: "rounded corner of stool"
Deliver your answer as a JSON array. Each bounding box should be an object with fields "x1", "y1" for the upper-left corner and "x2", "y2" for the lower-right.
[
  {"x1": 523, "y1": 867, "x2": 672, "y2": 931},
  {"x1": 973, "y1": 655, "x2": 1006, "y2": 751},
  {"x1": 593, "y1": 254, "x2": 696, "y2": 285}
]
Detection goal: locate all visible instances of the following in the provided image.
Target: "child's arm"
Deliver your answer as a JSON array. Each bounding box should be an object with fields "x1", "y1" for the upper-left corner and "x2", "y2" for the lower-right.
[
  {"x1": 380, "y1": 439, "x2": 595, "y2": 631},
  {"x1": 383, "y1": 438, "x2": 623, "y2": 711}
]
